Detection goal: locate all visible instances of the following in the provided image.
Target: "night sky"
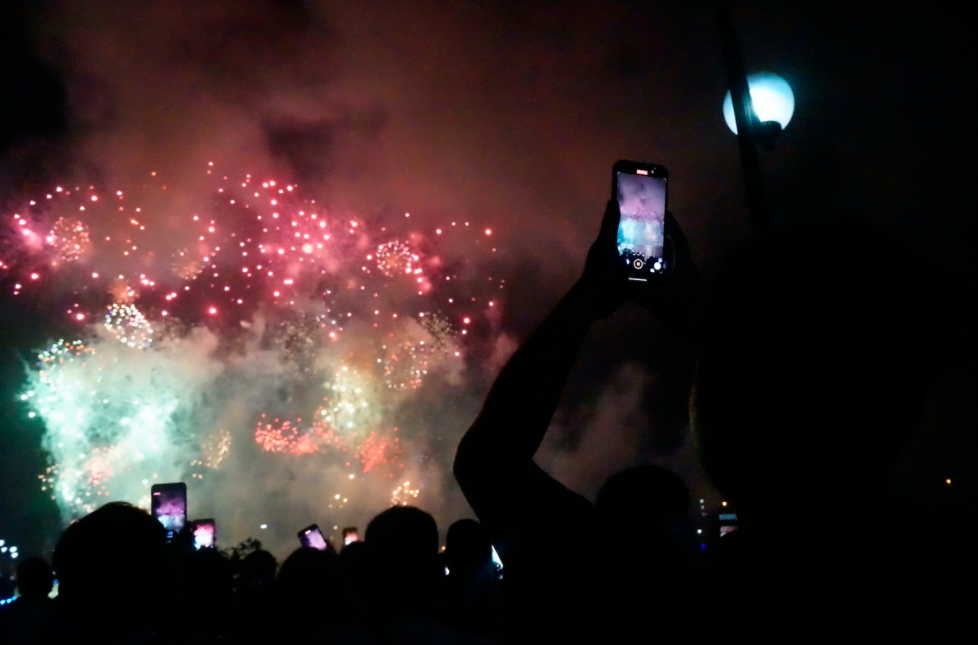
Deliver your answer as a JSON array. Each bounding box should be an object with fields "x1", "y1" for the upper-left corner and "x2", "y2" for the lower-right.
[{"x1": 1, "y1": 1, "x2": 972, "y2": 557}]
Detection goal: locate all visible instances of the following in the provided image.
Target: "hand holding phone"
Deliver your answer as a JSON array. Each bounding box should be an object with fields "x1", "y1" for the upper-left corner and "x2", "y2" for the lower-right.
[
  {"x1": 610, "y1": 160, "x2": 704, "y2": 343},
  {"x1": 571, "y1": 199, "x2": 627, "y2": 321},
  {"x1": 613, "y1": 160, "x2": 670, "y2": 279}
]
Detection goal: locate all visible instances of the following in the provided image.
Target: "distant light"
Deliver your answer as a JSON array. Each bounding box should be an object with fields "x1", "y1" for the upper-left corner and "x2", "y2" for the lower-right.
[
  {"x1": 721, "y1": 501, "x2": 728, "y2": 507},
  {"x1": 723, "y1": 72, "x2": 795, "y2": 134},
  {"x1": 260, "y1": 524, "x2": 267, "y2": 529},
  {"x1": 208, "y1": 307, "x2": 217, "y2": 315},
  {"x1": 946, "y1": 478, "x2": 952, "y2": 485}
]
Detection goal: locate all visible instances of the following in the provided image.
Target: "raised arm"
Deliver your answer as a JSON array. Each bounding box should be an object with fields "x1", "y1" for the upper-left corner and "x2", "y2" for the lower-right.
[{"x1": 453, "y1": 201, "x2": 626, "y2": 530}]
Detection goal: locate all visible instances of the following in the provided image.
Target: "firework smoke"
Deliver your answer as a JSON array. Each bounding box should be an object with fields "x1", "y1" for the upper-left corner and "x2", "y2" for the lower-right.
[{"x1": 5, "y1": 167, "x2": 504, "y2": 553}]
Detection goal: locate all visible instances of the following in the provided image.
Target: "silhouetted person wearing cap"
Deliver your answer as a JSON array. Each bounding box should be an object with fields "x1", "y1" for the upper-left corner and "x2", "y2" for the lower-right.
[{"x1": 454, "y1": 200, "x2": 700, "y2": 644}]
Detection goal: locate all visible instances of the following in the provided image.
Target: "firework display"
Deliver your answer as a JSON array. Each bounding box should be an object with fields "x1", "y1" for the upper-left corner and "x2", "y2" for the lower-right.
[
  {"x1": 2, "y1": 164, "x2": 503, "y2": 541},
  {"x1": 105, "y1": 303, "x2": 154, "y2": 348},
  {"x1": 48, "y1": 217, "x2": 91, "y2": 262}
]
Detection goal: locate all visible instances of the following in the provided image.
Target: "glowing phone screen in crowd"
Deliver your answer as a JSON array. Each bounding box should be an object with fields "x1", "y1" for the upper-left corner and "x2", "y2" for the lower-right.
[
  {"x1": 299, "y1": 525, "x2": 328, "y2": 550},
  {"x1": 151, "y1": 483, "x2": 187, "y2": 536},
  {"x1": 193, "y1": 520, "x2": 216, "y2": 549}
]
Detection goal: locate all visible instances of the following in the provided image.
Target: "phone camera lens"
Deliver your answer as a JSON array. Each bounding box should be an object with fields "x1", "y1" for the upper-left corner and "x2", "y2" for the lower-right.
[{"x1": 633, "y1": 259, "x2": 644, "y2": 269}]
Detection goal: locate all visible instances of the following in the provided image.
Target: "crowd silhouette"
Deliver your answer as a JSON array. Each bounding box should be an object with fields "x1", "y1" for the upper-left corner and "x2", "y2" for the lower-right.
[{"x1": 1, "y1": 200, "x2": 960, "y2": 644}]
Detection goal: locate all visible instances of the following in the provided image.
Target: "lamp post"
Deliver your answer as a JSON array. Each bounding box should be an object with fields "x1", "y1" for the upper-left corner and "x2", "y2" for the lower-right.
[{"x1": 715, "y1": 1, "x2": 794, "y2": 236}]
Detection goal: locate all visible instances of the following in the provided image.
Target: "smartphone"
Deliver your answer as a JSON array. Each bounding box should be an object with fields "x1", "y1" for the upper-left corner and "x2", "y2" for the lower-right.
[
  {"x1": 298, "y1": 524, "x2": 328, "y2": 550},
  {"x1": 490, "y1": 545, "x2": 503, "y2": 571},
  {"x1": 151, "y1": 482, "x2": 187, "y2": 539},
  {"x1": 342, "y1": 527, "x2": 359, "y2": 546},
  {"x1": 718, "y1": 512, "x2": 738, "y2": 538},
  {"x1": 612, "y1": 160, "x2": 669, "y2": 280},
  {"x1": 191, "y1": 519, "x2": 216, "y2": 550}
]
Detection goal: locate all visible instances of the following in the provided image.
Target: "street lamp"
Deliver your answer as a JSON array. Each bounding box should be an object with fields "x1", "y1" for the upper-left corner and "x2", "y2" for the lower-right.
[{"x1": 723, "y1": 72, "x2": 794, "y2": 135}]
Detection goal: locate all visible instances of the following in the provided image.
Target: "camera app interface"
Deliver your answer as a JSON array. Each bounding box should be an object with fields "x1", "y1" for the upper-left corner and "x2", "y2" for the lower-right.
[{"x1": 616, "y1": 171, "x2": 666, "y2": 274}]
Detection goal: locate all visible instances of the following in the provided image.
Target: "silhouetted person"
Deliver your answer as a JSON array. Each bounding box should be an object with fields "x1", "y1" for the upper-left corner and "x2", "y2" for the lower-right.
[
  {"x1": 322, "y1": 539, "x2": 373, "y2": 642},
  {"x1": 233, "y1": 548, "x2": 278, "y2": 645},
  {"x1": 0, "y1": 556, "x2": 54, "y2": 645},
  {"x1": 454, "y1": 200, "x2": 700, "y2": 643},
  {"x1": 445, "y1": 519, "x2": 493, "y2": 585},
  {"x1": 42, "y1": 501, "x2": 169, "y2": 644},
  {"x1": 336, "y1": 539, "x2": 369, "y2": 616},
  {"x1": 276, "y1": 546, "x2": 338, "y2": 641},
  {"x1": 693, "y1": 217, "x2": 953, "y2": 638},
  {"x1": 594, "y1": 464, "x2": 696, "y2": 627},
  {"x1": 180, "y1": 547, "x2": 234, "y2": 644},
  {"x1": 440, "y1": 519, "x2": 499, "y2": 639},
  {"x1": 364, "y1": 506, "x2": 478, "y2": 644}
]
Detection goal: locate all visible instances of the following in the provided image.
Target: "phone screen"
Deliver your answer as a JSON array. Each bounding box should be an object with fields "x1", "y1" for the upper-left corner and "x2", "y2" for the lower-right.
[
  {"x1": 491, "y1": 545, "x2": 503, "y2": 571},
  {"x1": 298, "y1": 525, "x2": 328, "y2": 550},
  {"x1": 718, "y1": 512, "x2": 738, "y2": 538},
  {"x1": 151, "y1": 483, "x2": 187, "y2": 537},
  {"x1": 342, "y1": 527, "x2": 359, "y2": 546},
  {"x1": 192, "y1": 519, "x2": 216, "y2": 549},
  {"x1": 616, "y1": 169, "x2": 667, "y2": 276}
]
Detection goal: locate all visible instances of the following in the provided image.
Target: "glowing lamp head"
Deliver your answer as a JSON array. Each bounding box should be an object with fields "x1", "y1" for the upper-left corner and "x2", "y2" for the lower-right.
[{"x1": 723, "y1": 72, "x2": 795, "y2": 134}]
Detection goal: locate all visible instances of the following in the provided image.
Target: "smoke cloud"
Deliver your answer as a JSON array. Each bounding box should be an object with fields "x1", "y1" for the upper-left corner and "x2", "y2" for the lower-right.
[{"x1": 4, "y1": 0, "x2": 736, "y2": 554}]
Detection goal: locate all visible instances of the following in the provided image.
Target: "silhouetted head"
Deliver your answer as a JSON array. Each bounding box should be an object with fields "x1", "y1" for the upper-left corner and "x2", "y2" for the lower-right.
[
  {"x1": 15, "y1": 556, "x2": 54, "y2": 600},
  {"x1": 240, "y1": 548, "x2": 277, "y2": 590},
  {"x1": 595, "y1": 465, "x2": 694, "y2": 578},
  {"x1": 693, "y1": 218, "x2": 942, "y2": 519},
  {"x1": 335, "y1": 539, "x2": 370, "y2": 621},
  {"x1": 277, "y1": 545, "x2": 337, "y2": 603},
  {"x1": 596, "y1": 464, "x2": 690, "y2": 523},
  {"x1": 180, "y1": 547, "x2": 233, "y2": 637},
  {"x1": 53, "y1": 502, "x2": 166, "y2": 604},
  {"x1": 445, "y1": 519, "x2": 492, "y2": 582},
  {"x1": 366, "y1": 506, "x2": 439, "y2": 611}
]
